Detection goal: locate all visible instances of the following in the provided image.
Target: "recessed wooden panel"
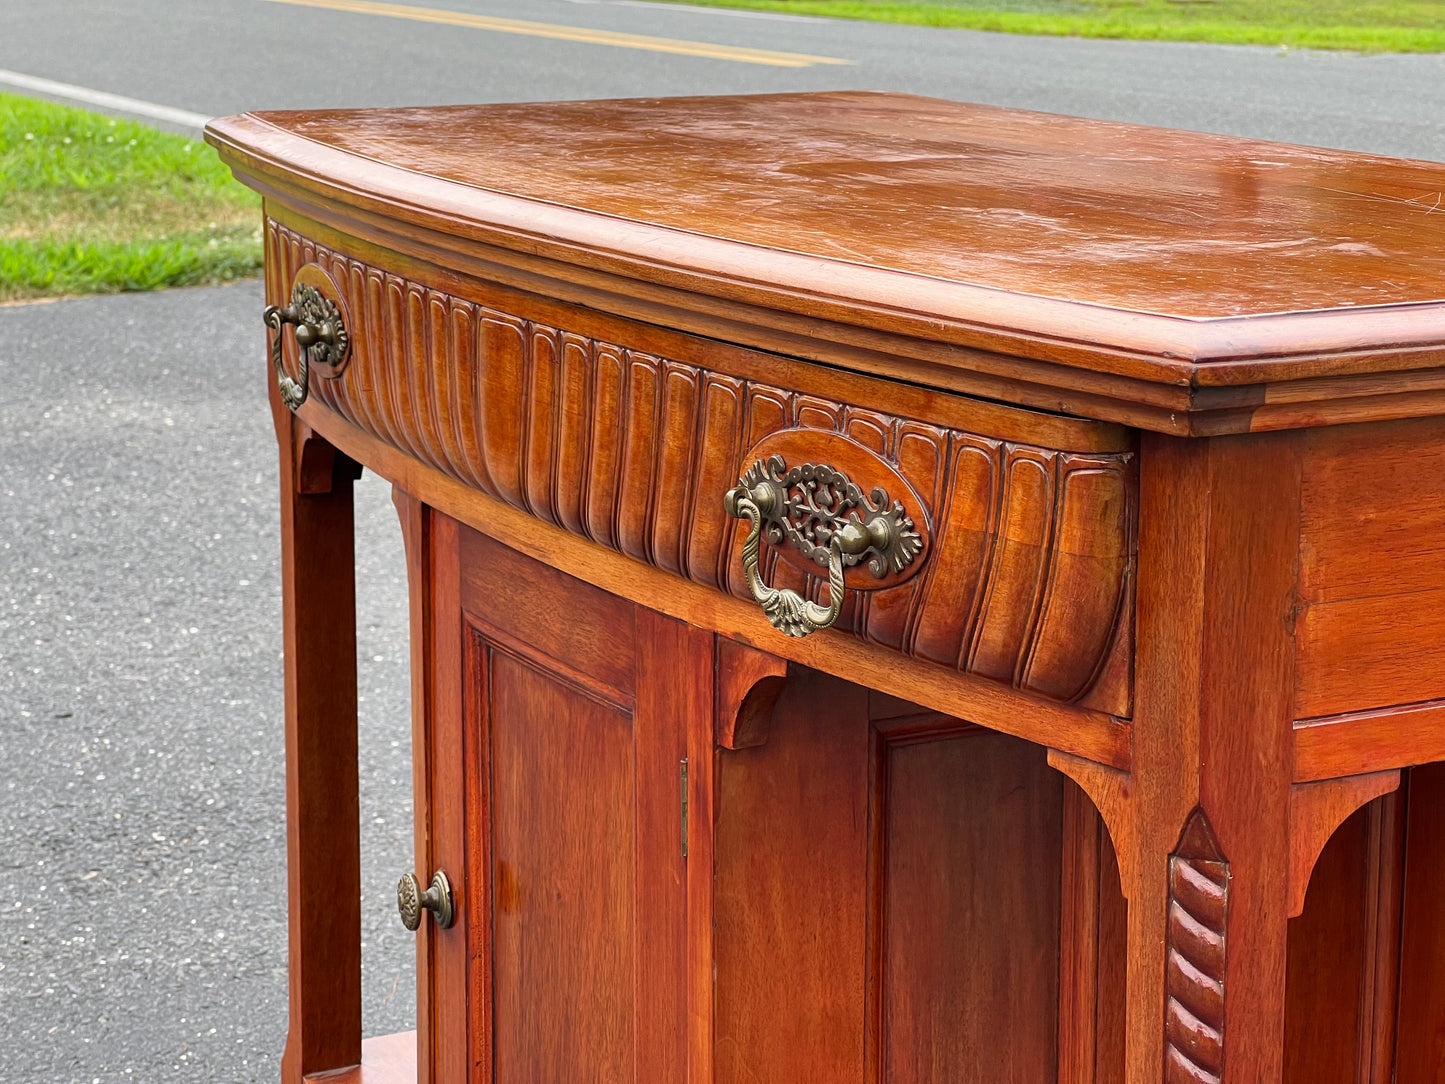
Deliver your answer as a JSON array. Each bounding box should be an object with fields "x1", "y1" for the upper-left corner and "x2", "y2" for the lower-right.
[
  {"x1": 449, "y1": 526, "x2": 700, "y2": 1084},
  {"x1": 883, "y1": 731, "x2": 1063, "y2": 1083},
  {"x1": 486, "y1": 649, "x2": 637, "y2": 1082},
  {"x1": 713, "y1": 670, "x2": 872, "y2": 1084},
  {"x1": 714, "y1": 678, "x2": 1069, "y2": 1084},
  {"x1": 1396, "y1": 763, "x2": 1445, "y2": 1081},
  {"x1": 1283, "y1": 807, "x2": 1370, "y2": 1084},
  {"x1": 458, "y1": 525, "x2": 636, "y2": 697}
]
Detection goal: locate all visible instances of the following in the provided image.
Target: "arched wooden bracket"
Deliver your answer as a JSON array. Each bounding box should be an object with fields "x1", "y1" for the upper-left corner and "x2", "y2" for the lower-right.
[
  {"x1": 1048, "y1": 748, "x2": 1133, "y2": 895},
  {"x1": 294, "y1": 424, "x2": 361, "y2": 495},
  {"x1": 716, "y1": 638, "x2": 789, "y2": 750},
  {"x1": 1288, "y1": 769, "x2": 1400, "y2": 918}
]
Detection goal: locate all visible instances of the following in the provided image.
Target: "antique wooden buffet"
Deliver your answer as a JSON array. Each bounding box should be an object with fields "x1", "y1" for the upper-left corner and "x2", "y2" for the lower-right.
[{"x1": 206, "y1": 93, "x2": 1445, "y2": 1083}]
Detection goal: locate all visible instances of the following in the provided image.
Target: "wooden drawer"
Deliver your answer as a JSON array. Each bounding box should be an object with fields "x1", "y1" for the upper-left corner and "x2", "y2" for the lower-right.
[{"x1": 270, "y1": 219, "x2": 1138, "y2": 716}]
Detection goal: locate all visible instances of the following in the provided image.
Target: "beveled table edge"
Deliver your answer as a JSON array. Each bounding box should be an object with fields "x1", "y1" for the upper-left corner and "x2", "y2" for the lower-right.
[{"x1": 209, "y1": 113, "x2": 1445, "y2": 390}]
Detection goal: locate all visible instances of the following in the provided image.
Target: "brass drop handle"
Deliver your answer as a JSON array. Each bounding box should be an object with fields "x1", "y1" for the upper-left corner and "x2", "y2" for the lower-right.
[
  {"x1": 726, "y1": 483, "x2": 847, "y2": 637},
  {"x1": 397, "y1": 870, "x2": 455, "y2": 931},
  {"x1": 263, "y1": 281, "x2": 348, "y2": 411},
  {"x1": 723, "y1": 456, "x2": 923, "y2": 639}
]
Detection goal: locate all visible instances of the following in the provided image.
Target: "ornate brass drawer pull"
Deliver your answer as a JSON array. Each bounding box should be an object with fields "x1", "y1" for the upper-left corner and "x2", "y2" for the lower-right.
[
  {"x1": 724, "y1": 455, "x2": 923, "y2": 638},
  {"x1": 263, "y1": 277, "x2": 348, "y2": 411},
  {"x1": 397, "y1": 869, "x2": 455, "y2": 931}
]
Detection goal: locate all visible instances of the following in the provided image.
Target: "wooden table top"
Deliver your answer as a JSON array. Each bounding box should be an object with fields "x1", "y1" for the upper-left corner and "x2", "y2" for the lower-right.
[
  {"x1": 248, "y1": 91, "x2": 1445, "y2": 321},
  {"x1": 209, "y1": 91, "x2": 1445, "y2": 427}
]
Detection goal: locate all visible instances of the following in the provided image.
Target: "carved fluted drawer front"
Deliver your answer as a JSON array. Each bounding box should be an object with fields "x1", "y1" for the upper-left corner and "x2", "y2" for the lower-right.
[{"x1": 272, "y1": 223, "x2": 1136, "y2": 713}]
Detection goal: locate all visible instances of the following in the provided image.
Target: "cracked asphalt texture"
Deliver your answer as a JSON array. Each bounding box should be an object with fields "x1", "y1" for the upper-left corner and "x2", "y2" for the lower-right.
[{"x1": 1, "y1": 1, "x2": 1442, "y2": 1081}]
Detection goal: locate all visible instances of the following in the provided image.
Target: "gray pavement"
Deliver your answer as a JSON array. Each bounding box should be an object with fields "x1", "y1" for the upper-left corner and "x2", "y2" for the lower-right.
[
  {"x1": 0, "y1": 0, "x2": 1443, "y2": 158},
  {"x1": 1, "y1": 284, "x2": 415, "y2": 1082},
  {"x1": 2, "y1": 2, "x2": 1444, "y2": 1081}
]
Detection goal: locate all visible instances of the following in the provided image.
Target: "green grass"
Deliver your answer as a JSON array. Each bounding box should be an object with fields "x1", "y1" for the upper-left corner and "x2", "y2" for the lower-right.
[
  {"x1": 0, "y1": 92, "x2": 262, "y2": 302},
  {"x1": 661, "y1": 0, "x2": 1445, "y2": 52}
]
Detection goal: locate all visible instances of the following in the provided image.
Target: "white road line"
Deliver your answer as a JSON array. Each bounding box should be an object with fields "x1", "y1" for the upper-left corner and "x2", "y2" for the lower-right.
[{"x1": 0, "y1": 69, "x2": 211, "y2": 129}]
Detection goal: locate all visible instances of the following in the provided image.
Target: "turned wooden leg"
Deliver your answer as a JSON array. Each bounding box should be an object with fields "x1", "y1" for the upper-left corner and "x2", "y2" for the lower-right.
[{"x1": 274, "y1": 395, "x2": 363, "y2": 1083}]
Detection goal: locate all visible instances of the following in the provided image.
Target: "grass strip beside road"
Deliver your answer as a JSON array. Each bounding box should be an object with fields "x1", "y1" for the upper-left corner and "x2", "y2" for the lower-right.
[
  {"x1": 0, "y1": 93, "x2": 262, "y2": 302},
  {"x1": 659, "y1": 0, "x2": 1445, "y2": 53}
]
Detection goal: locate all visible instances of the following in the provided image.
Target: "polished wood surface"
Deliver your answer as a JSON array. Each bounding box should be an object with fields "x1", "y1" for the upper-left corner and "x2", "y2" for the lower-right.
[
  {"x1": 1298, "y1": 416, "x2": 1445, "y2": 716},
  {"x1": 267, "y1": 219, "x2": 1137, "y2": 714},
  {"x1": 1396, "y1": 764, "x2": 1445, "y2": 1079},
  {"x1": 274, "y1": 407, "x2": 363, "y2": 1083},
  {"x1": 222, "y1": 93, "x2": 1445, "y2": 1084},
  {"x1": 208, "y1": 93, "x2": 1445, "y2": 435},
  {"x1": 712, "y1": 674, "x2": 1066, "y2": 1083},
  {"x1": 451, "y1": 527, "x2": 707, "y2": 1081},
  {"x1": 303, "y1": 1032, "x2": 419, "y2": 1084},
  {"x1": 243, "y1": 94, "x2": 1445, "y2": 321}
]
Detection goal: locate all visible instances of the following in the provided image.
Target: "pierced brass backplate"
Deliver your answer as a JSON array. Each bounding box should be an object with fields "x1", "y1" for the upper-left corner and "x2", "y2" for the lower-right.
[
  {"x1": 263, "y1": 266, "x2": 350, "y2": 411},
  {"x1": 724, "y1": 454, "x2": 924, "y2": 638}
]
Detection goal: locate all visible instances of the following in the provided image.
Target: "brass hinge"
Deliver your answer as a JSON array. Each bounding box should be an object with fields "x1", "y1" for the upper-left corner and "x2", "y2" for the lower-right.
[{"x1": 680, "y1": 757, "x2": 689, "y2": 860}]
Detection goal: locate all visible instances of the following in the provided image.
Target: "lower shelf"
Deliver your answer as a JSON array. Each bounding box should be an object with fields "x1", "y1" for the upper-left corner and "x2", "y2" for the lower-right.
[{"x1": 304, "y1": 1032, "x2": 416, "y2": 1083}]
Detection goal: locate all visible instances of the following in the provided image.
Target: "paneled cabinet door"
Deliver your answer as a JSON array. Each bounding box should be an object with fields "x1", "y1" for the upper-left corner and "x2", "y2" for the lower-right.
[{"x1": 404, "y1": 499, "x2": 709, "y2": 1084}]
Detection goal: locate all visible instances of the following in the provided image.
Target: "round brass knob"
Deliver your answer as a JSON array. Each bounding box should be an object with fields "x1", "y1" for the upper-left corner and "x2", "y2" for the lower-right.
[{"x1": 397, "y1": 869, "x2": 455, "y2": 931}]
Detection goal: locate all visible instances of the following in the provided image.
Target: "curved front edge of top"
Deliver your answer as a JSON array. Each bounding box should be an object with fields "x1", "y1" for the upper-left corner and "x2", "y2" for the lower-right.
[
  {"x1": 268, "y1": 219, "x2": 1138, "y2": 717},
  {"x1": 208, "y1": 104, "x2": 1445, "y2": 437}
]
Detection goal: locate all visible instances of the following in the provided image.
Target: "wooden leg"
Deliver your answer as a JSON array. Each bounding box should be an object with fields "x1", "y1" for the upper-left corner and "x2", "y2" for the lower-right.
[
  {"x1": 1123, "y1": 430, "x2": 1304, "y2": 1084},
  {"x1": 276, "y1": 401, "x2": 363, "y2": 1083}
]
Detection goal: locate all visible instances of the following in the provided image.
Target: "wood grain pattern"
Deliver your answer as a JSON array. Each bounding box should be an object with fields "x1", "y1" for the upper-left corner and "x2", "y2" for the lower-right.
[
  {"x1": 1058, "y1": 780, "x2": 1128, "y2": 1084},
  {"x1": 1283, "y1": 809, "x2": 1371, "y2": 1084},
  {"x1": 880, "y1": 727, "x2": 1063, "y2": 1083},
  {"x1": 1297, "y1": 417, "x2": 1445, "y2": 718},
  {"x1": 1194, "y1": 433, "x2": 1303, "y2": 1084},
  {"x1": 713, "y1": 678, "x2": 1069, "y2": 1084},
  {"x1": 235, "y1": 95, "x2": 1445, "y2": 1084},
  {"x1": 273, "y1": 409, "x2": 362, "y2": 1083},
  {"x1": 272, "y1": 222, "x2": 1137, "y2": 711},
  {"x1": 488, "y1": 651, "x2": 637, "y2": 1082},
  {"x1": 292, "y1": 392, "x2": 1134, "y2": 768},
  {"x1": 1395, "y1": 762, "x2": 1445, "y2": 1082},
  {"x1": 1286, "y1": 772, "x2": 1400, "y2": 918},
  {"x1": 1294, "y1": 699, "x2": 1445, "y2": 782},
  {"x1": 1164, "y1": 810, "x2": 1229, "y2": 1084},
  {"x1": 712, "y1": 669, "x2": 871, "y2": 1084},
  {"x1": 1283, "y1": 793, "x2": 1407, "y2": 1084},
  {"x1": 714, "y1": 638, "x2": 787, "y2": 750},
  {"x1": 1124, "y1": 432, "x2": 1303, "y2": 1084},
  {"x1": 301, "y1": 1031, "x2": 417, "y2": 1084},
  {"x1": 453, "y1": 525, "x2": 703, "y2": 1084},
  {"x1": 208, "y1": 94, "x2": 1445, "y2": 435}
]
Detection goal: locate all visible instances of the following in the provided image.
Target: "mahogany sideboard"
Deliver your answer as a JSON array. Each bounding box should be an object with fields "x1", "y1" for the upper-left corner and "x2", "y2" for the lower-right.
[{"x1": 207, "y1": 92, "x2": 1445, "y2": 1084}]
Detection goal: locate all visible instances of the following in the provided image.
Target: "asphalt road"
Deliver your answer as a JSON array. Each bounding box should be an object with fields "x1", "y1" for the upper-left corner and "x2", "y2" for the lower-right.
[
  {"x1": 0, "y1": 0, "x2": 1443, "y2": 157},
  {"x1": 2, "y1": 3, "x2": 1444, "y2": 1082},
  {"x1": 0, "y1": 283, "x2": 417, "y2": 1083}
]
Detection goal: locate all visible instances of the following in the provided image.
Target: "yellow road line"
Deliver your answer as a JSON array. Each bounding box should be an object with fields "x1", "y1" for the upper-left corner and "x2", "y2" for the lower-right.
[{"x1": 260, "y1": 0, "x2": 851, "y2": 67}]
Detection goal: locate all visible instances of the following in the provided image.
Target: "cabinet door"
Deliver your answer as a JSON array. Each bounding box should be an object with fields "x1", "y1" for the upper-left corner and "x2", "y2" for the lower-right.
[{"x1": 409, "y1": 503, "x2": 709, "y2": 1083}]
